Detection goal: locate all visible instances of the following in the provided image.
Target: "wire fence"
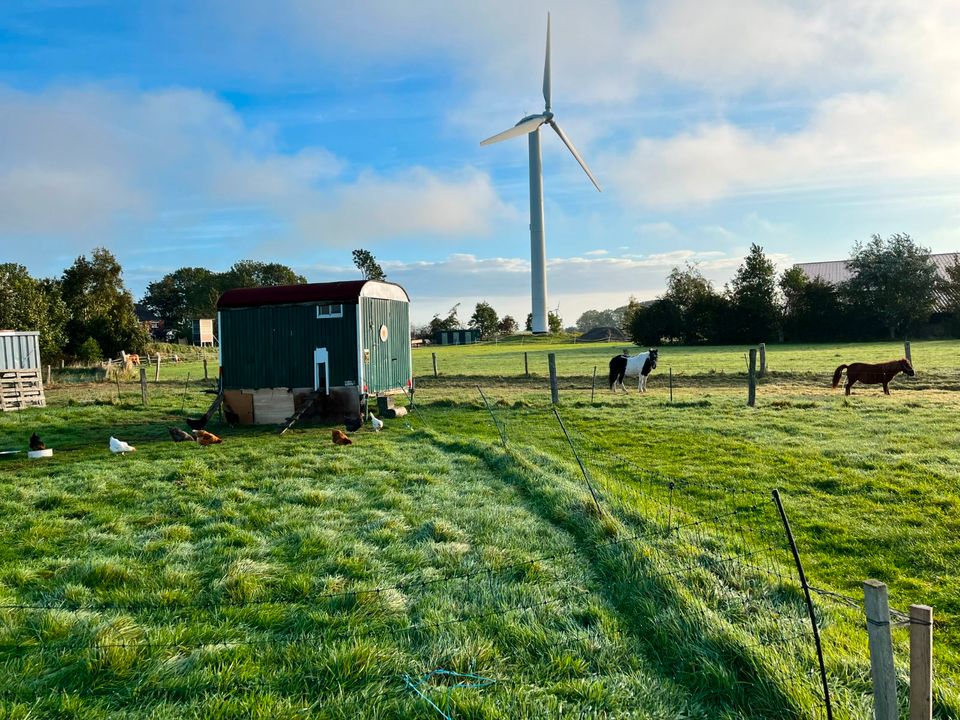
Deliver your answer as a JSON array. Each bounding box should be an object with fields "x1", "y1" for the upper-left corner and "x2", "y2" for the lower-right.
[{"x1": 3, "y1": 383, "x2": 958, "y2": 717}]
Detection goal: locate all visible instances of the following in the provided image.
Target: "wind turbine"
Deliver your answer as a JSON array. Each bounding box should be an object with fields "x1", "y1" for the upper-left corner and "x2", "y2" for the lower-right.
[{"x1": 481, "y1": 13, "x2": 601, "y2": 334}]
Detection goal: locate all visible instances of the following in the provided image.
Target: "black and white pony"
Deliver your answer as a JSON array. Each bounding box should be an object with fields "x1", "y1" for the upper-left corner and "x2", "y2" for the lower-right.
[{"x1": 609, "y1": 349, "x2": 659, "y2": 393}]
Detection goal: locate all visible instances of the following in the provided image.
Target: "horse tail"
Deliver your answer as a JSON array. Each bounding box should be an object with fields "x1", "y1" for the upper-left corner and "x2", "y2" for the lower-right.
[
  {"x1": 832, "y1": 365, "x2": 848, "y2": 388},
  {"x1": 608, "y1": 360, "x2": 618, "y2": 389}
]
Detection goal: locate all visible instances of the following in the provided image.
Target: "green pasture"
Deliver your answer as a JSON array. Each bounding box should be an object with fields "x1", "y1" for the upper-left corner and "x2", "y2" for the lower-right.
[{"x1": 1, "y1": 339, "x2": 959, "y2": 717}]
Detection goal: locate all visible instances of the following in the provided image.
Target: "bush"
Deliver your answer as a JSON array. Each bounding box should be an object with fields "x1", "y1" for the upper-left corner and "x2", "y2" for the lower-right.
[{"x1": 77, "y1": 337, "x2": 103, "y2": 363}]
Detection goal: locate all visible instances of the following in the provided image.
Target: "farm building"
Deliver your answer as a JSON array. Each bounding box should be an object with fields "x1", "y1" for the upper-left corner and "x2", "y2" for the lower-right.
[
  {"x1": 434, "y1": 328, "x2": 480, "y2": 345},
  {"x1": 0, "y1": 330, "x2": 45, "y2": 410},
  {"x1": 796, "y1": 252, "x2": 959, "y2": 308},
  {"x1": 216, "y1": 280, "x2": 412, "y2": 424}
]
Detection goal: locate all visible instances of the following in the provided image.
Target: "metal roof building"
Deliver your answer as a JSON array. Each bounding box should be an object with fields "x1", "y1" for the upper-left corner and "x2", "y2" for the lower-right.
[{"x1": 216, "y1": 280, "x2": 412, "y2": 424}]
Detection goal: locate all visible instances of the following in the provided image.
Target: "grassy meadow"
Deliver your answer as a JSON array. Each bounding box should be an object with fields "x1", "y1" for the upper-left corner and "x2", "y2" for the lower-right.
[{"x1": 1, "y1": 340, "x2": 959, "y2": 718}]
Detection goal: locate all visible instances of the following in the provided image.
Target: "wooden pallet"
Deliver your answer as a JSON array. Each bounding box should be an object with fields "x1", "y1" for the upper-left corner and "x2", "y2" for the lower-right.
[{"x1": 0, "y1": 369, "x2": 46, "y2": 411}]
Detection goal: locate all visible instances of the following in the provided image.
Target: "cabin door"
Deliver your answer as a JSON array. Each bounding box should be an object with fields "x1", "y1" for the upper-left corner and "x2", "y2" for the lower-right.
[{"x1": 313, "y1": 348, "x2": 329, "y2": 394}]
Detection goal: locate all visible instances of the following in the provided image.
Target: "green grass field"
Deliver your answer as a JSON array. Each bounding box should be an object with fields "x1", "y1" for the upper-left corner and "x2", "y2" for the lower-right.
[{"x1": 1, "y1": 341, "x2": 959, "y2": 718}]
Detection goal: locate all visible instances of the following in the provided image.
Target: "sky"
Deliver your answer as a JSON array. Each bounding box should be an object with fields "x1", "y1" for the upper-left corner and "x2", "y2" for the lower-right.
[{"x1": 2, "y1": 1, "x2": 960, "y2": 327}]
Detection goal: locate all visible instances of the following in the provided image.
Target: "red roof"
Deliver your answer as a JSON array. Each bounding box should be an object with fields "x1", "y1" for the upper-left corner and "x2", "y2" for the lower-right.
[{"x1": 217, "y1": 280, "x2": 407, "y2": 309}]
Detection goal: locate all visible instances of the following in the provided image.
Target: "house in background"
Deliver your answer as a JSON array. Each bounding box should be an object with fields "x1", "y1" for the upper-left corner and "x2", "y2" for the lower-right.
[
  {"x1": 134, "y1": 304, "x2": 165, "y2": 340},
  {"x1": 433, "y1": 328, "x2": 480, "y2": 345}
]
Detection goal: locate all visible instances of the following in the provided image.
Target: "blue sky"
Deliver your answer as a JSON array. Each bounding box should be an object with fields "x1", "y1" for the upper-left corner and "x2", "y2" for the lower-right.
[{"x1": 2, "y1": 1, "x2": 959, "y2": 325}]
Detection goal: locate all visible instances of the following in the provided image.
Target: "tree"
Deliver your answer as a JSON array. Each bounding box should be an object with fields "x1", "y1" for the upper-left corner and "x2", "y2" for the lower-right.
[
  {"x1": 525, "y1": 311, "x2": 562, "y2": 333},
  {"x1": 223, "y1": 260, "x2": 307, "y2": 289},
  {"x1": 352, "y1": 249, "x2": 386, "y2": 281},
  {"x1": 663, "y1": 264, "x2": 726, "y2": 343},
  {"x1": 844, "y1": 233, "x2": 937, "y2": 339},
  {"x1": 60, "y1": 248, "x2": 148, "y2": 358},
  {"x1": 497, "y1": 315, "x2": 518, "y2": 335},
  {"x1": 938, "y1": 258, "x2": 960, "y2": 336},
  {"x1": 428, "y1": 304, "x2": 461, "y2": 336},
  {"x1": 470, "y1": 302, "x2": 499, "y2": 339},
  {"x1": 0, "y1": 264, "x2": 68, "y2": 361},
  {"x1": 629, "y1": 298, "x2": 682, "y2": 346},
  {"x1": 728, "y1": 244, "x2": 781, "y2": 343},
  {"x1": 780, "y1": 266, "x2": 845, "y2": 342}
]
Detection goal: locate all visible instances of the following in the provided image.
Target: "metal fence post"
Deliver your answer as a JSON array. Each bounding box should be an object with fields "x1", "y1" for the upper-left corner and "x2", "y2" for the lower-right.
[
  {"x1": 524, "y1": 352, "x2": 529, "y2": 378},
  {"x1": 548, "y1": 353, "x2": 559, "y2": 404},
  {"x1": 432, "y1": 353, "x2": 438, "y2": 378},
  {"x1": 591, "y1": 366, "x2": 597, "y2": 403},
  {"x1": 748, "y1": 348, "x2": 757, "y2": 406},
  {"x1": 864, "y1": 579, "x2": 898, "y2": 720}
]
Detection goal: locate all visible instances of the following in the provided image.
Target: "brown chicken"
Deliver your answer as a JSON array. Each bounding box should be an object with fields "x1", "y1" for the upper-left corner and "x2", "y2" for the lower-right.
[
  {"x1": 193, "y1": 429, "x2": 223, "y2": 446},
  {"x1": 331, "y1": 429, "x2": 352, "y2": 446}
]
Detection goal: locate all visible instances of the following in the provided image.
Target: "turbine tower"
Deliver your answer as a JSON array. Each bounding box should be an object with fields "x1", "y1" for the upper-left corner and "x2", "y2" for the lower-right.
[{"x1": 481, "y1": 13, "x2": 601, "y2": 334}]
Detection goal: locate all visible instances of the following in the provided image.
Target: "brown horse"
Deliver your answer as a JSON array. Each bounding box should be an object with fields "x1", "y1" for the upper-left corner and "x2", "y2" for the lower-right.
[{"x1": 832, "y1": 358, "x2": 914, "y2": 395}]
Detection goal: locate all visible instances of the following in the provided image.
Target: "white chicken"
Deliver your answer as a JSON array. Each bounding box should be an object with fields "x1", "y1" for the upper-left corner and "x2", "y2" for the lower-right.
[
  {"x1": 109, "y1": 436, "x2": 136, "y2": 454},
  {"x1": 370, "y1": 414, "x2": 384, "y2": 432}
]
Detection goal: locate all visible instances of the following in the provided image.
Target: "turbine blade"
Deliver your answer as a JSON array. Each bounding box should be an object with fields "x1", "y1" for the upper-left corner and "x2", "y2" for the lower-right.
[
  {"x1": 543, "y1": 13, "x2": 552, "y2": 111},
  {"x1": 480, "y1": 115, "x2": 547, "y2": 146},
  {"x1": 549, "y1": 120, "x2": 602, "y2": 192}
]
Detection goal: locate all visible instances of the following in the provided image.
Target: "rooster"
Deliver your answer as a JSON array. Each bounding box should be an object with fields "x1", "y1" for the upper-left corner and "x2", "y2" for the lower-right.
[
  {"x1": 109, "y1": 437, "x2": 136, "y2": 454},
  {"x1": 29, "y1": 433, "x2": 45, "y2": 451},
  {"x1": 168, "y1": 427, "x2": 196, "y2": 442},
  {"x1": 193, "y1": 429, "x2": 223, "y2": 446},
  {"x1": 331, "y1": 429, "x2": 353, "y2": 446}
]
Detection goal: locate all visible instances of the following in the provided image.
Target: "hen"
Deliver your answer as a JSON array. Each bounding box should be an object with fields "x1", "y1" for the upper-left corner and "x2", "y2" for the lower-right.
[
  {"x1": 370, "y1": 414, "x2": 384, "y2": 432},
  {"x1": 29, "y1": 433, "x2": 45, "y2": 451},
  {"x1": 193, "y1": 429, "x2": 223, "y2": 446},
  {"x1": 168, "y1": 427, "x2": 196, "y2": 442},
  {"x1": 344, "y1": 415, "x2": 363, "y2": 432},
  {"x1": 331, "y1": 429, "x2": 353, "y2": 446},
  {"x1": 109, "y1": 437, "x2": 136, "y2": 454}
]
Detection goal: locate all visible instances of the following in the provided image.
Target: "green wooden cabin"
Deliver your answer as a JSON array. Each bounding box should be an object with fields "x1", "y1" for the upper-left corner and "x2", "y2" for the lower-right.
[{"x1": 217, "y1": 280, "x2": 411, "y2": 424}]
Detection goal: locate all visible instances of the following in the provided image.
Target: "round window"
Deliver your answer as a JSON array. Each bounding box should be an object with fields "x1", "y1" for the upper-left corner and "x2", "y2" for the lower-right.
[{"x1": 379, "y1": 325, "x2": 389, "y2": 342}]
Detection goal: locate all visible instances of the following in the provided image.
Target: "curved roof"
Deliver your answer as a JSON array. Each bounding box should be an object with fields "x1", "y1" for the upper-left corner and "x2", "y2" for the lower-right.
[{"x1": 217, "y1": 280, "x2": 409, "y2": 309}]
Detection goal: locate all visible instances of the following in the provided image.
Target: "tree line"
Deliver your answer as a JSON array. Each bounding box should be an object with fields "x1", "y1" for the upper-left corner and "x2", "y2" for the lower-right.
[{"x1": 620, "y1": 234, "x2": 955, "y2": 346}]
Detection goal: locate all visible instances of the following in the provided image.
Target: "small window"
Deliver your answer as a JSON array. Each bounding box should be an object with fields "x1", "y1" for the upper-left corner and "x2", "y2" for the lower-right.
[{"x1": 316, "y1": 304, "x2": 343, "y2": 319}]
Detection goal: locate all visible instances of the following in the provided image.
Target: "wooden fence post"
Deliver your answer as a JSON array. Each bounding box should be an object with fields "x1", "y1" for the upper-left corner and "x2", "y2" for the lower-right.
[
  {"x1": 864, "y1": 579, "x2": 898, "y2": 720},
  {"x1": 759, "y1": 343, "x2": 766, "y2": 377},
  {"x1": 548, "y1": 353, "x2": 559, "y2": 405},
  {"x1": 154, "y1": 355, "x2": 161, "y2": 382},
  {"x1": 747, "y1": 348, "x2": 757, "y2": 407},
  {"x1": 524, "y1": 352, "x2": 529, "y2": 378},
  {"x1": 432, "y1": 353, "x2": 438, "y2": 378},
  {"x1": 905, "y1": 341, "x2": 912, "y2": 365},
  {"x1": 46, "y1": 365, "x2": 51, "y2": 386},
  {"x1": 203, "y1": 358, "x2": 209, "y2": 381},
  {"x1": 910, "y1": 604, "x2": 933, "y2": 720},
  {"x1": 139, "y1": 368, "x2": 148, "y2": 405}
]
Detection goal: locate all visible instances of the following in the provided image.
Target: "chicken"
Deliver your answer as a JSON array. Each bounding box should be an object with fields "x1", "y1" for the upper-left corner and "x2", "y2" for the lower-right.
[
  {"x1": 168, "y1": 427, "x2": 196, "y2": 442},
  {"x1": 331, "y1": 429, "x2": 353, "y2": 446},
  {"x1": 370, "y1": 414, "x2": 384, "y2": 432},
  {"x1": 193, "y1": 429, "x2": 223, "y2": 446},
  {"x1": 344, "y1": 415, "x2": 363, "y2": 432},
  {"x1": 110, "y1": 437, "x2": 136, "y2": 454},
  {"x1": 29, "y1": 433, "x2": 45, "y2": 451}
]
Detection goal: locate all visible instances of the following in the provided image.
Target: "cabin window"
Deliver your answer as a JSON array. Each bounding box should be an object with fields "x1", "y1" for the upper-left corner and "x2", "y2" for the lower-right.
[{"x1": 316, "y1": 303, "x2": 343, "y2": 319}]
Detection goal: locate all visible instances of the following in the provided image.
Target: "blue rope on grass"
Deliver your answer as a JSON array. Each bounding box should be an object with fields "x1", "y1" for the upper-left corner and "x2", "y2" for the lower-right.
[{"x1": 403, "y1": 668, "x2": 497, "y2": 719}]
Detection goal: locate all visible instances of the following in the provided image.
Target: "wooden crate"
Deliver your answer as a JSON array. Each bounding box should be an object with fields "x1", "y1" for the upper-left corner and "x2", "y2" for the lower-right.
[{"x1": 0, "y1": 369, "x2": 46, "y2": 411}]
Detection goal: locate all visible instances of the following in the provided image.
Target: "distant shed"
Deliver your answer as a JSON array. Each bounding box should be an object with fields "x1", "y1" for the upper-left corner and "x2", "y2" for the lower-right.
[
  {"x1": 192, "y1": 318, "x2": 215, "y2": 346},
  {"x1": 216, "y1": 280, "x2": 412, "y2": 424},
  {"x1": 0, "y1": 330, "x2": 45, "y2": 411},
  {"x1": 434, "y1": 328, "x2": 480, "y2": 345}
]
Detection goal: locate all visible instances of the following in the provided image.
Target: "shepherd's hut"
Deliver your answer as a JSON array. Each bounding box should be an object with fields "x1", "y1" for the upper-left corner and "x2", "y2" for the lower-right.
[{"x1": 216, "y1": 280, "x2": 412, "y2": 424}]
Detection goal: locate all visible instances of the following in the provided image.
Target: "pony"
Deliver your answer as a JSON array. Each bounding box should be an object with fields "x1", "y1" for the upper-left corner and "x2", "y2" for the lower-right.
[
  {"x1": 609, "y1": 349, "x2": 658, "y2": 393},
  {"x1": 832, "y1": 358, "x2": 914, "y2": 395}
]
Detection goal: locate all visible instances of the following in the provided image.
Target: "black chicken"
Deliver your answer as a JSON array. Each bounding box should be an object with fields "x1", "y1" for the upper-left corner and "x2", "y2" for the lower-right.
[
  {"x1": 186, "y1": 392, "x2": 223, "y2": 431},
  {"x1": 168, "y1": 427, "x2": 196, "y2": 442},
  {"x1": 344, "y1": 415, "x2": 363, "y2": 432},
  {"x1": 29, "y1": 433, "x2": 45, "y2": 451}
]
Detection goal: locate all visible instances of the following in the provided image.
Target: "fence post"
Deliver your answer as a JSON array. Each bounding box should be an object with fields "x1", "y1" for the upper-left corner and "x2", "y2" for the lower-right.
[
  {"x1": 548, "y1": 353, "x2": 559, "y2": 404},
  {"x1": 909, "y1": 604, "x2": 933, "y2": 720},
  {"x1": 154, "y1": 355, "x2": 161, "y2": 382},
  {"x1": 432, "y1": 353, "x2": 438, "y2": 378},
  {"x1": 747, "y1": 348, "x2": 757, "y2": 407},
  {"x1": 669, "y1": 367, "x2": 673, "y2": 403},
  {"x1": 524, "y1": 352, "x2": 529, "y2": 378},
  {"x1": 759, "y1": 342, "x2": 766, "y2": 377},
  {"x1": 864, "y1": 579, "x2": 898, "y2": 720},
  {"x1": 904, "y1": 341, "x2": 912, "y2": 365},
  {"x1": 203, "y1": 358, "x2": 209, "y2": 381},
  {"x1": 139, "y1": 368, "x2": 148, "y2": 405},
  {"x1": 46, "y1": 364, "x2": 51, "y2": 386},
  {"x1": 591, "y1": 365, "x2": 597, "y2": 403}
]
